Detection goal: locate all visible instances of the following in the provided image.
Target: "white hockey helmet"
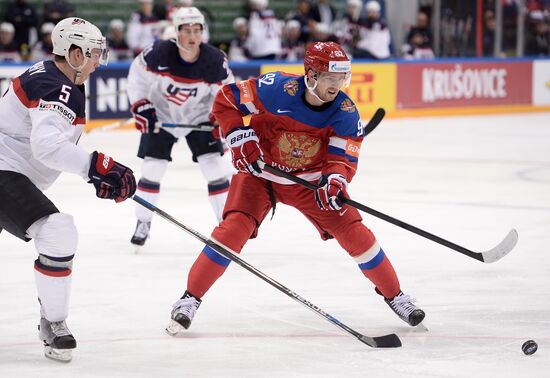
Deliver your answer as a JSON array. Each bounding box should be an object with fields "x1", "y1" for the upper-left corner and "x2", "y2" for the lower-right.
[
  {"x1": 249, "y1": 0, "x2": 268, "y2": 10},
  {"x1": 365, "y1": 1, "x2": 381, "y2": 13},
  {"x1": 52, "y1": 17, "x2": 109, "y2": 65},
  {"x1": 173, "y1": 6, "x2": 205, "y2": 32}
]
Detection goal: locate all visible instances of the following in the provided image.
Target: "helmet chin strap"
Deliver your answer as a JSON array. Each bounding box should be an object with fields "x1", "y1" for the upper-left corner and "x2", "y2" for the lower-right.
[
  {"x1": 303, "y1": 75, "x2": 329, "y2": 104},
  {"x1": 65, "y1": 52, "x2": 88, "y2": 84}
]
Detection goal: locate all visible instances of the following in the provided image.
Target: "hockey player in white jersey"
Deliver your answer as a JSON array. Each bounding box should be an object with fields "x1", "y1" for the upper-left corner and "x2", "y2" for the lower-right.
[
  {"x1": 127, "y1": 6, "x2": 234, "y2": 248},
  {"x1": 0, "y1": 17, "x2": 136, "y2": 362}
]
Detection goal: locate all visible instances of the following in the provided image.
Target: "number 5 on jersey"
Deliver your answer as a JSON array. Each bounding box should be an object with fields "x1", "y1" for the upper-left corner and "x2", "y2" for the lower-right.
[{"x1": 59, "y1": 85, "x2": 71, "y2": 103}]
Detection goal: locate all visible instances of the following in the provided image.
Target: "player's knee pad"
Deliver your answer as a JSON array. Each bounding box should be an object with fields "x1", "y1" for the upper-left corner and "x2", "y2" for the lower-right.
[
  {"x1": 197, "y1": 152, "x2": 234, "y2": 182},
  {"x1": 27, "y1": 213, "x2": 77, "y2": 272},
  {"x1": 211, "y1": 211, "x2": 256, "y2": 253},
  {"x1": 335, "y1": 220, "x2": 377, "y2": 258},
  {"x1": 141, "y1": 157, "x2": 168, "y2": 183}
]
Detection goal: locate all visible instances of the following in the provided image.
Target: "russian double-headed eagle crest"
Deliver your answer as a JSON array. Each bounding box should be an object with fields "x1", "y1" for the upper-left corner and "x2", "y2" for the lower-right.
[
  {"x1": 277, "y1": 133, "x2": 321, "y2": 168},
  {"x1": 340, "y1": 98, "x2": 356, "y2": 112},
  {"x1": 283, "y1": 79, "x2": 299, "y2": 96}
]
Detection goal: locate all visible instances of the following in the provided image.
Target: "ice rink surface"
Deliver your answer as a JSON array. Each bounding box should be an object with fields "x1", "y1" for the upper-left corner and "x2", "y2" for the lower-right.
[{"x1": 1, "y1": 112, "x2": 549, "y2": 377}]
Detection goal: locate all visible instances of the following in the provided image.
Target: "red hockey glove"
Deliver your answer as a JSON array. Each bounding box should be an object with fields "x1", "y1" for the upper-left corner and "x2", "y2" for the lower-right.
[
  {"x1": 130, "y1": 99, "x2": 157, "y2": 134},
  {"x1": 315, "y1": 173, "x2": 349, "y2": 211},
  {"x1": 226, "y1": 127, "x2": 264, "y2": 176},
  {"x1": 88, "y1": 151, "x2": 137, "y2": 203}
]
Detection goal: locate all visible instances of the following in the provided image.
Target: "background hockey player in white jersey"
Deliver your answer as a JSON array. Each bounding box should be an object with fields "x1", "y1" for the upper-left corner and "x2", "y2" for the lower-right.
[
  {"x1": 127, "y1": 6, "x2": 234, "y2": 249},
  {"x1": 0, "y1": 17, "x2": 136, "y2": 362}
]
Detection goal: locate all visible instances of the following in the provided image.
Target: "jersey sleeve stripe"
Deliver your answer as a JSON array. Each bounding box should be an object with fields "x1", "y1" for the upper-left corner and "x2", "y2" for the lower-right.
[
  {"x1": 229, "y1": 83, "x2": 252, "y2": 115},
  {"x1": 327, "y1": 146, "x2": 359, "y2": 163},
  {"x1": 73, "y1": 116, "x2": 86, "y2": 126},
  {"x1": 328, "y1": 136, "x2": 347, "y2": 149},
  {"x1": 12, "y1": 77, "x2": 39, "y2": 108}
]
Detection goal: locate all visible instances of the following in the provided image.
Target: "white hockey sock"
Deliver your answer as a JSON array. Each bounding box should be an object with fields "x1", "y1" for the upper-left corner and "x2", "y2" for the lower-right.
[
  {"x1": 207, "y1": 183, "x2": 229, "y2": 223},
  {"x1": 135, "y1": 181, "x2": 160, "y2": 222},
  {"x1": 35, "y1": 271, "x2": 71, "y2": 322}
]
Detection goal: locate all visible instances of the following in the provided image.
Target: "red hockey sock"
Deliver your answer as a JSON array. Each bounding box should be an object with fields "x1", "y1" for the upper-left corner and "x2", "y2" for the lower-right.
[
  {"x1": 187, "y1": 211, "x2": 257, "y2": 298},
  {"x1": 361, "y1": 254, "x2": 400, "y2": 299},
  {"x1": 187, "y1": 251, "x2": 229, "y2": 298}
]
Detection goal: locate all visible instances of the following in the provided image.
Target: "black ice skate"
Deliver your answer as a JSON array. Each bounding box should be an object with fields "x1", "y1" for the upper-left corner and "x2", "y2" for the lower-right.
[
  {"x1": 38, "y1": 317, "x2": 76, "y2": 362},
  {"x1": 165, "y1": 291, "x2": 202, "y2": 336},
  {"x1": 131, "y1": 220, "x2": 151, "y2": 248},
  {"x1": 379, "y1": 289, "x2": 425, "y2": 327}
]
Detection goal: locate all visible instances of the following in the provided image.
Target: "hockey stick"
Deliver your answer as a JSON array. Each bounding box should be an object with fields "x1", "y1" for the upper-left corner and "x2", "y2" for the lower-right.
[
  {"x1": 363, "y1": 108, "x2": 385, "y2": 136},
  {"x1": 155, "y1": 122, "x2": 215, "y2": 132},
  {"x1": 262, "y1": 165, "x2": 518, "y2": 264},
  {"x1": 85, "y1": 118, "x2": 134, "y2": 134},
  {"x1": 132, "y1": 195, "x2": 401, "y2": 348}
]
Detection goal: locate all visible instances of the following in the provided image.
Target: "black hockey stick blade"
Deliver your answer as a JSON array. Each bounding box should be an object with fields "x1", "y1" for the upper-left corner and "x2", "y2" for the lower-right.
[
  {"x1": 263, "y1": 166, "x2": 518, "y2": 264},
  {"x1": 132, "y1": 195, "x2": 401, "y2": 348},
  {"x1": 363, "y1": 108, "x2": 385, "y2": 136},
  {"x1": 360, "y1": 333, "x2": 402, "y2": 348}
]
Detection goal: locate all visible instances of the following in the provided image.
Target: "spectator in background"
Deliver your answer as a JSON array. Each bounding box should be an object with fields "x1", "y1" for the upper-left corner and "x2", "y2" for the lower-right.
[
  {"x1": 281, "y1": 19, "x2": 305, "y2": 61},
  {"x1": 354, "y1": 0, "x2": 391, "y2": 59},
  {"x1": 5, "y1": 0, "x2": 38, "y2": 52},
  {"x1": 246, "y1": 0, "x2": 282, "y2": 59},
  {"x1": 309, "y1": 22, "x2": 338, "y2": 44},
  {"x1": 154, "y1": 0, "x2": 177, "y2": 20},
  {"x1": 334, "y1": 0, "x2": 363, "y2": 56},
  {"x1": 43, "y1": 0, "x2": 75, "y2": 25},
  {"x1": 0, "y1": 22, "x2": 20, "y2": 62},
  {"x1": 401, "y1": 11, "x2": 434, "y2": 59},
  {"x1": 482, "y1": 9, "x2": 496, "y2": 56},
  {"x1": 30, "y1": 22, "x2": 54, "y2": 62},
  {"x1": 228, "y1": 17, "x2": 249, "y2": 62},
  {"x1": 401, "y1": 30, "x2": 435, "y2": 59},
  {"x1": 526, "y1": 11, "x2": 550, "y2": 56},
  {"x1": 309, "y1": 0, "x2": 336, "y2": 26},
  {"x1": 107, "y1": 19, "x2": 133, "y2": 62},
  {"x1": 126, "y1": 0, "x2": 162, "y2": 57},
  {"x1": 285, "y1": 0, "x2": 313, "y2": 43},
  {"x1": 406, "y1": 11, "x2": 432, "y2": 51}
]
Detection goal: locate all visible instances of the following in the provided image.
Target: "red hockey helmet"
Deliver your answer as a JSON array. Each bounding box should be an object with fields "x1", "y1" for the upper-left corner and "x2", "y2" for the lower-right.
[{"x1": 303, "y1": 42, "x2": 351, "y2": 75}]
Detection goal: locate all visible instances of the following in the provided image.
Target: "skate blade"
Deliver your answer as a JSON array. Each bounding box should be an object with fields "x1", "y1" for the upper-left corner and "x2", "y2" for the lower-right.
[
  {"x1": 415, "y1": 322, "x2": 429, "y2": 332},
  {"x1": 134, "y1": 244, "x2": 142, "y2": 254},
  {"x1": 165, "y1": 319, "x2": 186, "y2": 336},
  {"x1": 44, "y1": 346, "x2": 72, "y2": 362}
]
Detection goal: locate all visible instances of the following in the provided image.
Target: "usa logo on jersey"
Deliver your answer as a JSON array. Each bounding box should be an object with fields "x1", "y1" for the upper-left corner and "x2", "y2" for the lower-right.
[{"x1": 165, "y1": 84, "x2": 198, "y2": 106}]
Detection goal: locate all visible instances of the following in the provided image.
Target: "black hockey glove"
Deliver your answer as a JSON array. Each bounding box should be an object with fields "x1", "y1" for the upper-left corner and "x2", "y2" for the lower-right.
[
  {"x1": 88, "y1": 151, "x2": 136, "y2": 202},
  {"x1": 131, "y1": 99, "x2": 157, "y2": 134}
]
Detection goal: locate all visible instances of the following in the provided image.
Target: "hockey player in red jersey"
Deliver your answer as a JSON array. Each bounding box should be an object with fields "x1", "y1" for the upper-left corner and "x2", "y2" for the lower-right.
[
  {"x1": 0, "y1": 18, "x2": 136, "y2": 362},
  {"x1": 165, "y1": 41, "x2": 425, "y2": 335}
]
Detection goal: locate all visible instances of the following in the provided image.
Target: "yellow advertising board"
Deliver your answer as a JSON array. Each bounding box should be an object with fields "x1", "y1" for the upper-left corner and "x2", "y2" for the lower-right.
[{"x1": 261, "y1": 63, "x2": 396, "y2": 119}]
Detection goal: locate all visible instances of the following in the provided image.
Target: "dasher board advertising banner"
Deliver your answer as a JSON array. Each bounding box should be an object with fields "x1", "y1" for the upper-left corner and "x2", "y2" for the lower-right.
[
  {"x1": 533, "y1": 60, "x2": 550, "y2": 106},
  {"x1": 397, "y1": 61, "x2": 532, "y2": 109}
]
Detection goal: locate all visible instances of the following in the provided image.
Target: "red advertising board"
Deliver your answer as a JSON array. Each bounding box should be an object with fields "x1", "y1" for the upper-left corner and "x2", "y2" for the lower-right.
[{"x1": 397, "y1": 61, "x2": 532, "y2": 109}]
